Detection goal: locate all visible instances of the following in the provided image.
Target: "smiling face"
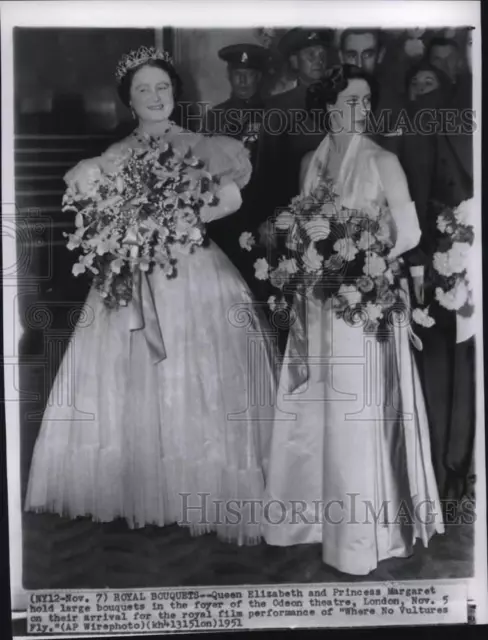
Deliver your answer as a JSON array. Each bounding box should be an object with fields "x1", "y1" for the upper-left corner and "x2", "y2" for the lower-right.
[
  {"x1": 327, "y1": 78, "x2": 372, "y2": 134},
  {"x1": 291, "y1": 44, "x2": 328, "y2": 83},
  {"x1": 409, "y1": 69, "x2": 440, "y2": 101},
  {"x1": 129, "y1": 65, "x2": 174, "y2": 124}
]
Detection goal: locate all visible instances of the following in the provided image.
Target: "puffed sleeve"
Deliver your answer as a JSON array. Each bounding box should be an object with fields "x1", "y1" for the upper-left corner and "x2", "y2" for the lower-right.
[
  {"x1": 191, "y1": 134, "x2": 252, "y2": 190},
  {"x1": 63, "y1": 139, "x2": 131, "y2": 191}
]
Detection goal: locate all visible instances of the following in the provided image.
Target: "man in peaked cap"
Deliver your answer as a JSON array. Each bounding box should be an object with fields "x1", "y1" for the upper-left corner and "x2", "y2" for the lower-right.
[
  {"x1": 249, "y1": 28, "x2": 332, "y2": 348},
  {"x1": 204, "y1": 43, "x2": 270, "y2": 295},
  {"x1": 252, "y1": 28, "x2": 332, "y2": 253},
  {"x1": 205, "y1": 43, "x2": 269, "y2": 159}
]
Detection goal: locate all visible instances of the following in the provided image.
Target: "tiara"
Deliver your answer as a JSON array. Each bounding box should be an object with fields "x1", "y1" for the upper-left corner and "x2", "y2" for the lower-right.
[{"x1": 115, "y1": 46, "x2": 174, "y2": 83}]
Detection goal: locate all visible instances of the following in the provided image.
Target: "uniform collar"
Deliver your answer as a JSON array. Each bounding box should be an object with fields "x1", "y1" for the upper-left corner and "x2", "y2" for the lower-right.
[{"x1": 228, "y1": 94, "x2": 264, "y2": 108}]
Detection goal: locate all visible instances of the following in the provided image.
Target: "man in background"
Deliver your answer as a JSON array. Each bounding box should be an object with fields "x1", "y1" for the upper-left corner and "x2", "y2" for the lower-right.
[
  {"x1": 427, "y1": 36, "x2": 463, "y2": 85},
  {"x1": 204, "y1": 43, "x2": 270, "y2": 291},
  {"x1": 253, "y1": 28, "x2": 331, "y2": 243},
  {"x1": 339, "y1": 27, "x2": 405, "y2": 155}
]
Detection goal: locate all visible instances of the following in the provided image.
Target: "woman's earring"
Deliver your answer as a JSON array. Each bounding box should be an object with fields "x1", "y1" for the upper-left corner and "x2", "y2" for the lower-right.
[{"x1": 131, "y1": 107, "x2": 136, "y2": 119}]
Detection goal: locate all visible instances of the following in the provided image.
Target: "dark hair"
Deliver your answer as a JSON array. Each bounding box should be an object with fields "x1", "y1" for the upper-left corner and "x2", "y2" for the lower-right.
[
  {"x1": 339, "y1": 28, "x2": 384, "y2": 53},
  {"x1": 426, "y1": 36, "x2": 459, "y2": 57},
  {"x1": 117, "y1": 58, "x2": 183, "y2": 109},
  {"x1": 405, "y1": 60, "x2": 452, "y2": 96},
  {"x1": 306, "y1": 64, "x2": 379, "y2": 120}
]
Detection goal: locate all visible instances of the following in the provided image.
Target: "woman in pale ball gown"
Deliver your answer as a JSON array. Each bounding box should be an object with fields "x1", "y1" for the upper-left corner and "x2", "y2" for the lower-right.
[
  {"x1": 24, "y1": 47, "x2": 276, "y2": 546},
  {"x1": 262, "y1": 65, "x2": 444, "y2": 574}
]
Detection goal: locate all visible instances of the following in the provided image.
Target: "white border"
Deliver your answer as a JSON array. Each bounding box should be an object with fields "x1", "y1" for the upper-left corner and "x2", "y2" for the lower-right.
[{"x1": 2, "y1": 0, "x2": 485, "y2": 627}]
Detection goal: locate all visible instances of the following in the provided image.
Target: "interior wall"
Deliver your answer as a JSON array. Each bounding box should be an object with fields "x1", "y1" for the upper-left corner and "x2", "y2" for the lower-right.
[{"x1": 14, "y1": 27, "x2": 157, "y2": 133}]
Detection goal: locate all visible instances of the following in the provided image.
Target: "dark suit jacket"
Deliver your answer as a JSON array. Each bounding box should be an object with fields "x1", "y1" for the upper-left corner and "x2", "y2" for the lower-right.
[
  {"x1": 400, "y1": 75, "x2": 473, "y2": 271},
  {"x1": 368, "y1": 84, "x2": 407, "y2": 158},
  {"x1": 203, "y1": 95, "x2": 266, "y2": 265},
  {"x1": 252, "y1": 83, "x2": 327, "y2": 230}
]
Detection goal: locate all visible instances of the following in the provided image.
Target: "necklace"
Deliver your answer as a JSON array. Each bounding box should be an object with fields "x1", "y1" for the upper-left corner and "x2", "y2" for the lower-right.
[{"x1": 132, "y1": 121, "x2": 173, "y2": 145}]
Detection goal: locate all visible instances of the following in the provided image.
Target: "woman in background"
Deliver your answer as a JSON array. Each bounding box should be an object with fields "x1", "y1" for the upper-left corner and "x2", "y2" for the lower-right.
[{"x1": 401, "y1": 54, "x2": 475, "y2": 503}]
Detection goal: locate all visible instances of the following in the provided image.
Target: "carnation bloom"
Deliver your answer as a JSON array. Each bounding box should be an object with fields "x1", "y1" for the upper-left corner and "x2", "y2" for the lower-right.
[
  {"x1": 433, "y1": 242, "x2": 470, "y2": 277},
  {"x1": 436, "y1": 215, "x2": 450, "y2": 234},
  {"x1": 334, "y1": 238, "x2": 358, "y2": 262},
  {"x1": 239, "y1": 231, "x2": 256, "y2": 251},
  {"x1": 454, "y1": 198, "x2": 474, "y2": 227},
  {"x1": 435, "y1": 282, "x2": 469, "y2": 311},
  {"x1": 363, "y1": 252, "x2": 387, "y2": 277},
  {"x1": 365, "y1": 301, "x2": 384, "y2": 323},
  {"x1": 254, "y1": 257, "x2": 270, "y2": 280},
  {"x1": 412, "y1": 307, "x2": 436, "y2": 328}
]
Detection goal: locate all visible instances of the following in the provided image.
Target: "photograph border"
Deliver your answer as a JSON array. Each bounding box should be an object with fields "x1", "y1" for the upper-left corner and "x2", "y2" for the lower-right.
[{"x1": 1, "y1": 0, "x2": 486, "y2": 630}]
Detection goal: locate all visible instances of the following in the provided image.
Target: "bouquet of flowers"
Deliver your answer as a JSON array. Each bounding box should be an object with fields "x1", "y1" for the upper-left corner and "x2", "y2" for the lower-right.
[
  {"x1": 431, "y1": 198, "x2": 475, "y2": 314},
  {"x1": 62, "y1": 137, "x2": 220, "y2": 309},
  {"x1": 411, "y1": 198, "x2": 475, "y2": 329},
  {"x1": 239, "y1": 180, "x2": 406, "y2": 340}
]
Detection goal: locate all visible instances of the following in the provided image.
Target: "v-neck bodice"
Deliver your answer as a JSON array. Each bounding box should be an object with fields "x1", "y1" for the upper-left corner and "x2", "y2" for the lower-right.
[{"x1": 303, "y1": 133, "x2": 386, "y2": 209}]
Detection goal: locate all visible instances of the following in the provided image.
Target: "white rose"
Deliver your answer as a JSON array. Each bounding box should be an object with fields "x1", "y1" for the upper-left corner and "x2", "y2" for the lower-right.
[
  {"x1": 433, "y1": 251, "x2": 453, "y2": 277},
  {"x1": 334, "y1": 238, "x2": 358, "y2": 262},
  {"x1": 254, "y1": 257, "x2": 270, "y2": 280},
  {"x1": 363, "y1": 252, "x2": 387, "y2": 278},
  {"x1": 188, "y1": 226, "x2": 203, "y2": 243},
  {"x1": 338, "y1": 283, "x2": 362, "y2": 306},
  {"x1": 239, "y1": 231, "x2": 256, "y2": 251}
]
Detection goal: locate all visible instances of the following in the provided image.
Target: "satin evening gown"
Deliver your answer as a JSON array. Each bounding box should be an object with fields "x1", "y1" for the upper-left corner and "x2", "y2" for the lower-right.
[{"x1": 262, "y1": 133, "x2": 444, "y2": 574}]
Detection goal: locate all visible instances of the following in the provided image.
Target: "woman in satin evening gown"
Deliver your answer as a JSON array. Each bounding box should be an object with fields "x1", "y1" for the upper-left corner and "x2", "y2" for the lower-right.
[
  {"x1": 262, "y1": 65, "x2": 444, "y2": 575},
  {"x1": 24, "y1": 49, "x2": 275, "y2": 546}
]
